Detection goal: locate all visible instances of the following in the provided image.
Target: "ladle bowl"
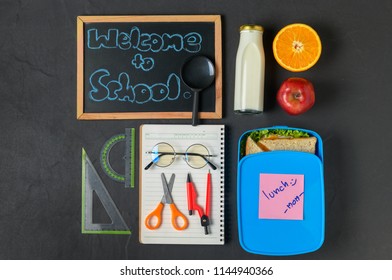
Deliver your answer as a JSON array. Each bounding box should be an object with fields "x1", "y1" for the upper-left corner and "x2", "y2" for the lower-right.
[{"x1": 181, "y1": 56, "x2": 215, "y2": 126}]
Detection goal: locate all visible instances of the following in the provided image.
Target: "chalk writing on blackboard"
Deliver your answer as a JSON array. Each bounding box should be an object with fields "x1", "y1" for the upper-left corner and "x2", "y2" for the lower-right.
[
  {"x1": 89, "y1": 70, "x2": 181, "y2": 104},
  {"x1": 131, "y1": 54, "x2": 154, "y2": 71},
  {"x1": 87, "y1": 26, "x2": 204, "y2": 105},
  {"x1": 87, "y1": 27, "x2": 203, "y2": 53},
  {"x1": 259, "y1": 173, "x2": 304, "y2": 220}
]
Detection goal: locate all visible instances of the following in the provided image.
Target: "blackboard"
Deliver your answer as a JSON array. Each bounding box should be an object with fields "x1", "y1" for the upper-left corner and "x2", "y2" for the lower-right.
[{"x1": 77, "y1": 15, "x2": 222, "y2": 120}]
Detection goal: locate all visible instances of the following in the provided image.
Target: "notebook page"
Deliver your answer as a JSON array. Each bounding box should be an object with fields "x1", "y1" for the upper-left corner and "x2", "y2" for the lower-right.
[{"x1": 139, "y1": 124, "x2": 225, "y2": 244}]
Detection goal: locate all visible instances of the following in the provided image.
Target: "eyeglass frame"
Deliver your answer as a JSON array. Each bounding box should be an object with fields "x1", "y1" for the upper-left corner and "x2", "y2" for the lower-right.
[{"x1": 144, "y1": 142, "x2": 217, "y2": 170}]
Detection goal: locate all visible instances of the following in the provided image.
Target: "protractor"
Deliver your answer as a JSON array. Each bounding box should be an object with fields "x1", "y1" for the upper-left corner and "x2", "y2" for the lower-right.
[{"x1": 99, "y1": 128, "x2": 135, "y2": 188}]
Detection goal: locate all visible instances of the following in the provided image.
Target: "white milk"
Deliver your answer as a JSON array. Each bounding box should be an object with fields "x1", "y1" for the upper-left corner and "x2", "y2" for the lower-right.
[{"x1": 234, "y1": 25, "x2": 265, "y2": 114}]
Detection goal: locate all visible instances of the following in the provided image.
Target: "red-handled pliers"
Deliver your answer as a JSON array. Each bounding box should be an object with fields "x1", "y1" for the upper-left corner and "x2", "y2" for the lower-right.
[{"x1": 186, "y1": 172, "x2": 211, "y2": 234}]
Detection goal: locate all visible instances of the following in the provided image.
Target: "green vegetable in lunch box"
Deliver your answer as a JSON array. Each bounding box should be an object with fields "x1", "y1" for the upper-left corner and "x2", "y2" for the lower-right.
[{"x1": 249, "y1": 129, "x2": 310, "y2": 142}]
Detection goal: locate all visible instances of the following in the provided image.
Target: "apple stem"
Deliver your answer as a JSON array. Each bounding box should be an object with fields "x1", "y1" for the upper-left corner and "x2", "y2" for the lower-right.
[{"x1": 294, "y1": 92, "x2": 302, "y2": 99}]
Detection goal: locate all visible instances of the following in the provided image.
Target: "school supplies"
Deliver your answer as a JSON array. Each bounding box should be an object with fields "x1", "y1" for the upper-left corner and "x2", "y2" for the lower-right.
[
  {"x1": 139, "y1": 124, "x2": 225, "y2": 244},
  {"x1": 206, "y1": 170, "x2": 212, "y2": 229},
  {"x1": 81, "y1": 148, "x2": 130, "y2": 234},
  {"x1": 100, "y1": 128, "x2": 136, "y2": 188},
  {"x1": 81, "y1": 128, "x2": 135, "y2": 235},
  {"x1": 187, "y1": 172, "x2": 212, "y2": 234},
  {"x1": 145, "y1": 173, "x2": 189, "y2": 231}
]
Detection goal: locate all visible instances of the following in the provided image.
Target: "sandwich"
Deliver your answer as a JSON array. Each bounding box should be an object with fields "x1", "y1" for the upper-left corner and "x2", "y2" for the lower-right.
[{"x1": 243, "y1": 129, "x2": 317, "y2": 156}]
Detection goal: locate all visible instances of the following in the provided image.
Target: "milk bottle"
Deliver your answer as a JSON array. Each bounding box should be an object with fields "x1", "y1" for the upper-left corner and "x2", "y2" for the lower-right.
[{"x1": 234, "y1": 25, "x2": 265, "y2": 114}]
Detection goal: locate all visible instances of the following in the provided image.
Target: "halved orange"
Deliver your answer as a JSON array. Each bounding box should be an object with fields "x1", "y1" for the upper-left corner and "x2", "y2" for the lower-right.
[{"x1": 273, "y1": 23, "x2": 322, "y2": 72}]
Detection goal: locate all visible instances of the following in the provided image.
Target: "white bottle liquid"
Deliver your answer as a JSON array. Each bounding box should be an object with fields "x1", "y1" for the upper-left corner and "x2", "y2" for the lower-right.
[{"x1": 234, "y1": 25, "x2": 265, "y2": 114}]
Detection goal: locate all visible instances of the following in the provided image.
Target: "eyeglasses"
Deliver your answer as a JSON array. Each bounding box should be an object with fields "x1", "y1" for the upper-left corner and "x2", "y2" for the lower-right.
[{"x1": 144, "y1": 142, "x2": 217, "y2": 170}]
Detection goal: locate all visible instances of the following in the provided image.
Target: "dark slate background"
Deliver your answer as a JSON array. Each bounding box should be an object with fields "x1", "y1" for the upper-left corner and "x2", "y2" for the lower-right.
[{"x1": 1, "y1": 0, "x2": 391, "y2": 260}]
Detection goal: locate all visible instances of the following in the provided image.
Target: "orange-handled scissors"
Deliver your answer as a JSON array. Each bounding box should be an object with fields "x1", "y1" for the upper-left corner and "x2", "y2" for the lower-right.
[{"x1": 145, "y1": 173, "x2": 189, "y2": 231}]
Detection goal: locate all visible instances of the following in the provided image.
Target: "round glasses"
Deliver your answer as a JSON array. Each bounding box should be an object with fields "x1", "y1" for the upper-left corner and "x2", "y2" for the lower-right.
[{"x1": 144, "y1": 142, "x2": 217, "y2": 170}]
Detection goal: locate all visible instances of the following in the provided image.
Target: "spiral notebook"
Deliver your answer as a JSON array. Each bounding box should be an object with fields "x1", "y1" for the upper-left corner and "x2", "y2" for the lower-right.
[{"x1": 139, "y1": 124, "x2": 225, "y2": 244}]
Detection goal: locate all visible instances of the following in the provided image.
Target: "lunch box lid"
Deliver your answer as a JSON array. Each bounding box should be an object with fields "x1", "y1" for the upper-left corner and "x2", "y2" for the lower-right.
[{"x1": 237, "y1": 127, "x2": 325, "y2": 256}]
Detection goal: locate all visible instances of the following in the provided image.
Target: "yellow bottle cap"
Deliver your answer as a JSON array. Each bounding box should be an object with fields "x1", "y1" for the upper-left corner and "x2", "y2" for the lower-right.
[{"x1": 240, "y1": 24, "x2": 264, "y2": 32}]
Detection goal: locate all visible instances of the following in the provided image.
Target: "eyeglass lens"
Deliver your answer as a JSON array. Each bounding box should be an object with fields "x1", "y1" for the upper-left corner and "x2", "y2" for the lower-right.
[
  {"x1": 151, "y1": 143, "x2": 175, "y2": 167},
  {"x1": 185, "y1": 144, "x2": 210, "y2": 169}
]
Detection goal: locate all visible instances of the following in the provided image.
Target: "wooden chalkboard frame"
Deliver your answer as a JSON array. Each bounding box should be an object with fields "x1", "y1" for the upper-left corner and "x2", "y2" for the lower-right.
[{"x1": 77, "y1": 15, "x2": 222, "y2": 120}]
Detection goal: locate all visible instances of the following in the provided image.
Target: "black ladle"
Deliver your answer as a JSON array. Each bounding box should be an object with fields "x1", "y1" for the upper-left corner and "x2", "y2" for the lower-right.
[{"x1": 181, "y1": 56, "x2": 215, "y2": 126}]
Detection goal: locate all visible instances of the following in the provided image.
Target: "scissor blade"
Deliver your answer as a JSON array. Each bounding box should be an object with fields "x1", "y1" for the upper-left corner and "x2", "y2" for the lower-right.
[{"x1": 161, "y1": 173, "x2": 175, "y2": 204}]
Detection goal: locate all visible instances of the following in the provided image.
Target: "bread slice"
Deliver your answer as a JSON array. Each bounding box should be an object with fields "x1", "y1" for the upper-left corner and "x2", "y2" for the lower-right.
[
  {"x1": 258, "y1": 136, "x2": 317, "y2": 154},
  {"x1": 245, "y1": 136, "x2": 262, "y2": 155},
  {"x1": 245, "y1": 136, "x2": 317, "y2": 155}
]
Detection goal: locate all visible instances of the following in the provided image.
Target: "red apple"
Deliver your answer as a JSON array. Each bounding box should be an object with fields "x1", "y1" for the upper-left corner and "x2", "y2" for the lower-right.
[{"x1": 277, "y1": 77, "x2": 315, "y2": 115}]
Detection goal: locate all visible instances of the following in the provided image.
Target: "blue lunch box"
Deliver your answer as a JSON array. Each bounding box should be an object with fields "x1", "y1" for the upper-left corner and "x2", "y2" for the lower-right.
[{"x1": 237, "y1": 126, "x2": 325, "y2": 256}]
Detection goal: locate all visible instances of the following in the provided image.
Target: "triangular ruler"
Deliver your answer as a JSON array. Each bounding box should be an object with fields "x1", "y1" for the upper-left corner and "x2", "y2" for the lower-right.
[{"x1": 82, "y1": 148, "x2": 131, "y2": 234}]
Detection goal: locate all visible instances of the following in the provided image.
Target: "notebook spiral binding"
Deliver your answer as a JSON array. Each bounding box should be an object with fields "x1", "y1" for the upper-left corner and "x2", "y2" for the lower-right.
[{"x1": 219, "y1": 126, "x2": 225, "y2": 242}]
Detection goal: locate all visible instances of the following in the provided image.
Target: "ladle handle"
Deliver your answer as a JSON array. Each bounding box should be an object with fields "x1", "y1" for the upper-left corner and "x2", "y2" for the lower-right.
[{"x1": 192, "y1": 91, "x2": 199, "y2": 126}]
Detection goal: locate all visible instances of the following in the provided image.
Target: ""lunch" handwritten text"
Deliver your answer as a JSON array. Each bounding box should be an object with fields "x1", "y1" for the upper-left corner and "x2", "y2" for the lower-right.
[{"x1": 261, "y1": 178, "x2": 298, "y2": 200}]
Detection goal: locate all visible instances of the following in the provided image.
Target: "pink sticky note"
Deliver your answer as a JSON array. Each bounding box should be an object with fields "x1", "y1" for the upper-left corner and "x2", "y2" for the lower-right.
[{"x1": 259, "y1": 173, "x2": 304, "y2": 220}]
